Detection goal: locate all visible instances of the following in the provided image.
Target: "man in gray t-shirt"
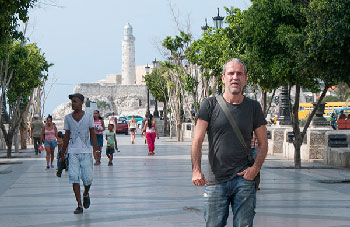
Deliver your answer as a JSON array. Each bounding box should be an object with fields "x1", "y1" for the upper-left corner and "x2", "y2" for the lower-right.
[
  {"x1": 30, "y1": 114, "x2": 44, "y2": 155},
  {"x1": 191, "y1": 58, "x2": 268, "y2": 227},
  {"x1": 61, "y1": 93, "x2": 99, "y2": 214}
]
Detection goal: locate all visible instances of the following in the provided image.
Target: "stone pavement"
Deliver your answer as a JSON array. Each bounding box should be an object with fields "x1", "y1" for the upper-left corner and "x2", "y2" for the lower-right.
[{"x1": 0, "y1": 135, "x2": 350, "y2": 227}]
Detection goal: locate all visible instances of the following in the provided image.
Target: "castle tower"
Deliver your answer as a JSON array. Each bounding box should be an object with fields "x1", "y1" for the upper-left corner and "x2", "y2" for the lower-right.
[{"x1": 121, "y1": 23, "x2": 136, "y2": 85}]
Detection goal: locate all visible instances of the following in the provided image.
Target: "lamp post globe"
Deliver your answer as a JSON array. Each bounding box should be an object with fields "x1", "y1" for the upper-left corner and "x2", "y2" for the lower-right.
[{"x1": 212, "y1": 8, "x2": 224, "y2": 29}]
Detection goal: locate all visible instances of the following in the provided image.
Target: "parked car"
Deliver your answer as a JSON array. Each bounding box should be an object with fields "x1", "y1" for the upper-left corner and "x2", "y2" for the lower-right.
[
  {"x1": 115, "y1": 119, "x2": 128, "y2": 135},
  {"x1": 118, "y1": 116, "x2": 127, "y2": 122}
]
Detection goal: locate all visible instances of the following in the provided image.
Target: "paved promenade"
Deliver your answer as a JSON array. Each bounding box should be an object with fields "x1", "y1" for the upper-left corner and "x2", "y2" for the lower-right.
[{"x1": 1, "y1": 135, "x2": 350, "y2": 227}]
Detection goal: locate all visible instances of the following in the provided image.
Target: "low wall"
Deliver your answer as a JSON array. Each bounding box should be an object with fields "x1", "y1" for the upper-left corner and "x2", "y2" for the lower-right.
[
  {"x1": 182, "y1": 123, "x2": 195, "y2": 140},
  {"x1": 324, "y1": 130, "x2": 350, "y2": 168},
  {"x1": 268, "y1": 127, "x2": 286, "y2": 154},
  {"x1": 267, "y1": 126, "x2": 332, "y2": 161}
]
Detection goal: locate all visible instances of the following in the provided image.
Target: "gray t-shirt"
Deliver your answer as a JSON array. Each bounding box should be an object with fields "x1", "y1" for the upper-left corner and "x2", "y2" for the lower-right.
[
  {"x1": 64, "y1": 111, "x2": 94, "y2": 154},
  {"x1": 31, "y1": 120, "x2": 44, "y2": 138},
  {"x1": 198, "y1": 95, "x2": 266, "y2": 185}
]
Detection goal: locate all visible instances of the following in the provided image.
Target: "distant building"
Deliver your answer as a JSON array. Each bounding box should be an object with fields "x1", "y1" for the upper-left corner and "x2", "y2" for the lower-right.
[
  {"x1": 122, "y1": 23, "x2": 136, "y2": 85},
  {"x1": 53, "y1": 23, "x2": 156, "y2": 119}
]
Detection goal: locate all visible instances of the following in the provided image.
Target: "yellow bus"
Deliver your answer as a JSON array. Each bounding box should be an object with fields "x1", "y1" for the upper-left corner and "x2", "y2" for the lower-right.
[{"x1": 298, "y1": 102, "x2": 350, "y2": 120}]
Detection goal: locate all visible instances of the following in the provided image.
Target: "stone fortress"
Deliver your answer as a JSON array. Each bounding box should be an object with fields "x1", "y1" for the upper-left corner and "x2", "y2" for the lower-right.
[{"x1": 52, "y1": 23, "x2": 156, "y2": 120}]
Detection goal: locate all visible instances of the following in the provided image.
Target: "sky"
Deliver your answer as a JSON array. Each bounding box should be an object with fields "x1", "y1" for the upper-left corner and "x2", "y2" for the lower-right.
[{"x1": 27, "y1": 0, "x2": 251, "y2": 116}]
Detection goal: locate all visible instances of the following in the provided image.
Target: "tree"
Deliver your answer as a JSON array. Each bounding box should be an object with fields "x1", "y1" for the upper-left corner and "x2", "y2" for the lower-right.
[
  {"x1": 1, "y1": 42, "x2": 50, "y2": 158},
  {"x1": 0, "y1": 0, "x2": 36, "y2": 44},
  {"x1": 0, "y1": 0, "x2": 39, "y2": 156},
  {"x1": 242, "y1": 0, "x2": 350, "y2": 168},
  {"x1": 305, "y1": 0, "x2": 350, "y2": 89},
  {"x1": 242, "y1": 0, "x2": 317, "y2": 168},
  {"x1": 186, "y1": 8, "x2": 249, "y2": 115},
  {"x1": 145, "y1": 62, "x2": 170, "y2": 135},
  {"x1": 162, "y1": 31, "x2": 193, "y2": 141}
]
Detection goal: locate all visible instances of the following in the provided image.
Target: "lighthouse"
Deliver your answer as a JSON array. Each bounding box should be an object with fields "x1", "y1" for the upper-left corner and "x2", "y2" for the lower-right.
[{"x1": 121, "y1": 23, "x2": 136, "y2": 85}]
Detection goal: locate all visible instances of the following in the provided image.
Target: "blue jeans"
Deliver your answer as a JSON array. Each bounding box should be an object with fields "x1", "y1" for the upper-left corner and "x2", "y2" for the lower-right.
[
  {"x1": 44, "y1": 139, "x2": 57, "y2": 148},
  {"x1": 204, "y1": 176, "x2": 256, "y2": 227}
]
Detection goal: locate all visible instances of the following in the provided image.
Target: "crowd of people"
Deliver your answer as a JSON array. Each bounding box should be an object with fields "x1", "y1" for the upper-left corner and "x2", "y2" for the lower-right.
[
  {"x1": 330, "y1": 110, "x2": 350, "y2": 130},
  {"x1": 29, "y1": 96, "x2": 159, "y2": 214},
  {"x1": 27, "y1": 58, "x2": 269, "y2": 226},
  {"x1": 30, "y1": 111, "x2": 159, "y2": 167}
]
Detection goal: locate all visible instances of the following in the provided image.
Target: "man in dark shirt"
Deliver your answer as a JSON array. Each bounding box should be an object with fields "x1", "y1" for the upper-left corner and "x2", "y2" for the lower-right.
[{"x1": 191, "y1": 58, "x2": 268, "y2": 227}]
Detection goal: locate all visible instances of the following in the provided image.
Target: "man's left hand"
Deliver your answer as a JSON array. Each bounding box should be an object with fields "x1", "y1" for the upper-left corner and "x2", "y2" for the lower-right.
[{"x1": 237, "y1": 165, "x2": 260, "y2": 180}]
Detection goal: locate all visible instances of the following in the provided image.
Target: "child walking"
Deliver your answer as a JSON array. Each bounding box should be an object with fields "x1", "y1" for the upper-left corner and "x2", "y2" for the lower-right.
[
  {"x1": 105, "y1": 124, "x2": 118, "y2": 166},
  {"x1": 57, "y1": 131, "x2": 64, "y2": 168},
  {"x1": 56, "y1": 131, "x2": 68, "y2": 177}
]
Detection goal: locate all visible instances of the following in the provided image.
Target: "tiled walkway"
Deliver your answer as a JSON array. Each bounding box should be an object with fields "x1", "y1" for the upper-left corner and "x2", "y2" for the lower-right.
[{"x1": 0, "y1": 135, "x2": 350, "y2": 227}]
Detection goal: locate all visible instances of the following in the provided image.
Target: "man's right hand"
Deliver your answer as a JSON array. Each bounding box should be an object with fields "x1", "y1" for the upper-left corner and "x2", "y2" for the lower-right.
[{"x1": 192, "y1": 170, "x2": 207, "y2": 186}]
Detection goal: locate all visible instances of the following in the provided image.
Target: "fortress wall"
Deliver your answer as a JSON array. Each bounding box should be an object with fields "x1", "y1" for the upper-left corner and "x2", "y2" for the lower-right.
[
  {"x1": 72, "y1": 83, "x2": 151, "y2": 116},
  {"x1": 73, "y1": 83, "x2": 117, "y2": 98}
]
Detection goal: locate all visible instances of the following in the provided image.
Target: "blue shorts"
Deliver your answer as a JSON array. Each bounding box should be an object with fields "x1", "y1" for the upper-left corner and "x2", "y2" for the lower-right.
[
  {"x1": 90, "y1": 134, "x2": 103, "y2": 147},
  {"x1": 68, "y1": 153, "x2": 93, "y2": 185},
  {"x1": 106, "y1": 147, "x2": 115, "y2": 155},
  {"x1": 44, "y1": 140, "x2": 57, "y2": 148}
]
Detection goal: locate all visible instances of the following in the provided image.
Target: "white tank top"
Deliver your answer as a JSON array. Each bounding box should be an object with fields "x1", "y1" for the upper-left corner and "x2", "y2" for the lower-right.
[
  {"x1": 146, "y1": 126, "x2": 155, "y2": 133},
  {"x1": 130, "y1": 121, "x2": 137, "y2": 129}
]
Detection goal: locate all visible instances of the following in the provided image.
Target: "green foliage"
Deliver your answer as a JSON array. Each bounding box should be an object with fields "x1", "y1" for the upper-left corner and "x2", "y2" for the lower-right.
[
  {"x1": 186, "y1": 29, "x2": 226, "y2": 82},
  {"x1": 242, "y1": 0, "x2": 318, "y2": 92},
  {"x1": 162, "y1": 31, "x2": 192, "y2": 63},
  {"x1": 186, "y1": 9, "x2": 246, "y2": 87},
  {"x1": 7, "y1": 42, "x2": 51, "y2": 110},
  {"x1": 183, "y1": 73, "x2": 198, "y2": 93},
  {"x1": 0, "y1": 0, "x2": 37, "y2": 44},
  {"x1": 323, "y1": 96, "x2": 342, "y2": 102},
  {"x1": 305, "y1": 0, "x2": 350, "y2": 86},
  {"x1": 96, "y1": 100, "x2": 110, "y2": 109},
  {"x1": 145, "y1": 63, "x2": 169, "y2": 103}
]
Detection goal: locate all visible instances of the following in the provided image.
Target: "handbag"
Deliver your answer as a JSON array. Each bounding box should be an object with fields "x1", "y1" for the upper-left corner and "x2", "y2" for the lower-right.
[
  {"x1": 38, "y1": 145, "x2": 44, "y2": 152},
  {"x1": 216, "y1": 95, "x2": 260, "y2": 188}
]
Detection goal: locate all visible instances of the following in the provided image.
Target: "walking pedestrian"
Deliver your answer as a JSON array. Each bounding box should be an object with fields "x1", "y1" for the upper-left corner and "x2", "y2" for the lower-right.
[
  {"x1": 56, "y1": 131, "x2": 68, "y2": 176},
  {"x1": 41, "y1": 115, "x2": 58, "y2": 169},
  {"x1": 105, "y1": 124, "x2": 118, "y2": 166},
  {"x1": 141, "y1": 113, "x2": 148, "y2": 144},
  {"x1": 30, "y1": 114, "x2": 44, "y2": 155},
  {"x1": 92, "y1": 110, "x2": 105, "y2": 166},
  {"x1": 60, "y1": 93, "x2": 99, "y2": 214},
  {"x1": 331, "y1": 112, "x2": 337, "y2": 130},
  {"x1": 143, "y1": 114, "x2": 158, "y2": 155},
  {"x1": 191, "y1": 58, "x2": 268, "y2": 227},
  {"x1": 109, "y1": 112, "x2": 117, "y2": 126},
  {"x1": 128, "y1": 115, "x2": 137, "y2": 144}
]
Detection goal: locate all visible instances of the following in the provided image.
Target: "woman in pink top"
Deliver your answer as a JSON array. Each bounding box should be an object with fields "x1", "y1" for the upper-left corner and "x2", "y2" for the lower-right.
[
  {"x1": 91, "y1": 110, "x2": 105, "y2": 165},
  {"x1": 142, "y1": 114, "x2": 159, "y2": 155},
  {"x1": 41, "y1": 115, "x2": 58, "y2": 169}
]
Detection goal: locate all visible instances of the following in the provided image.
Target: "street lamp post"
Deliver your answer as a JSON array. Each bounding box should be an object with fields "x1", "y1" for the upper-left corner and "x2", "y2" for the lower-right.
[
  {"x1": 212, "y1": 7, "x2": 224, "y2": 94},
  {"x1": 212, "y1": 8, "x2": 224, "y2": 30},
  {"x1": 145, "y1": 64, "x2": 151, "y2": 116},
  {"x1": 152, "y1": 58, "x2": 160, "y2": 118},
  {"x1": 201, "y1": 18, "x2": 209, "y2": 32}
]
